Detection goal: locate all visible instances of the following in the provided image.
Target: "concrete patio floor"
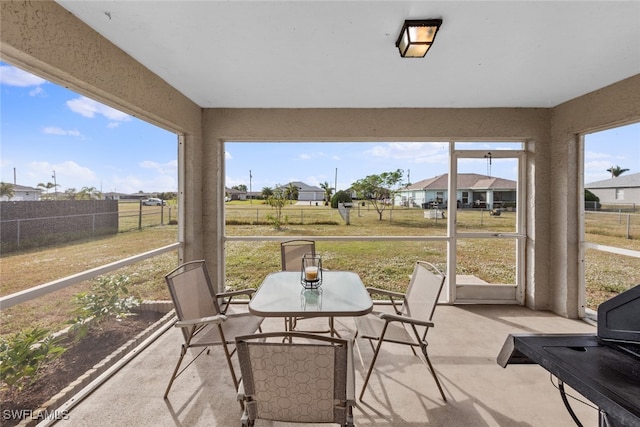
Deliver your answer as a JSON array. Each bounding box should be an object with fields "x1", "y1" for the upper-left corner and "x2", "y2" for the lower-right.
[{"x1": 55, "y1": 304, "x2": 598, "y2": 426}]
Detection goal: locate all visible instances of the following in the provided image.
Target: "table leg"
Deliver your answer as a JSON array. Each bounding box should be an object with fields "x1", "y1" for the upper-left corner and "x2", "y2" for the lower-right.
[{"x1": 329, "y1": 317, "x2": 341, "y2": 338}]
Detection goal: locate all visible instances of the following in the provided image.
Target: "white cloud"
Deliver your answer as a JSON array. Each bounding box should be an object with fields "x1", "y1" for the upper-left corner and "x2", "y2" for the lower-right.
[
  {"x1": 29, "y1": 86, "x2": 45, "y2": 97},
  {"x1": 110, "y1": 174, "x2": 177, "y2": 194},
  {"x1": 27, "y1": 161, "x2": 96, "y2": 189},
  {"x1": 297, "y1": 151, "x2": 329, "y2": 161},
  {"x1": 225, "y1": 151, "x2": 233, "y2": 160},
  {"x1": 42, "y1": 127, "x2": 82, "y2": 137},
  {"x1": 0, "y1": 65, "x2": 47, "y2": 87},
  {"x1": 139, "y1": 160, "x2": 177, "y2": 175},
  {"x1": 365, "y1": 143, "x2": 447, "y2": 164},
  {"x1": 66, "y1": 96, "x2": 131, "y2": 122}
]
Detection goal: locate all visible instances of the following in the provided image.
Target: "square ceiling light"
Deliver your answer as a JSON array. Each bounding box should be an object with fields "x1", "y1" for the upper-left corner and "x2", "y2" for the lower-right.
[{"x1": 396, "y1": 19, "x2": 443, "y2": 58}]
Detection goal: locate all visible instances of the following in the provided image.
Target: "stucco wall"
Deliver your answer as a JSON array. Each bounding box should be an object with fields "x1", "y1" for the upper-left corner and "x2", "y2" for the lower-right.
[{"x1": 549, "y1": 74, "x2": 640, "y2": 317}]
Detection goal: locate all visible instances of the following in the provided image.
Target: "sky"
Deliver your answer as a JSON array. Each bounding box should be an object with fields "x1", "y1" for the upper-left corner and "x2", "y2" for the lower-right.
[{"x1": 1, "y1": 62, "x2": 638, "y2": 194}]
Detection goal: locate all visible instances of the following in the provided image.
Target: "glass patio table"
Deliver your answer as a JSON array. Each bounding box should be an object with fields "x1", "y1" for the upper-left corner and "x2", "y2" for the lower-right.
[{"x1": 249, "y1": 271, "x2": 373, "y2": 336}]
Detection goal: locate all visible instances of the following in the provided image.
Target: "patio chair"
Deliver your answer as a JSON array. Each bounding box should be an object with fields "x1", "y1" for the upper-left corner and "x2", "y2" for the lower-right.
[
  {"x1": 235, "y1": 331, "x2": 355, "y2": 427},
  {"x1": 280, "y1": 239, "x2": 316, "y2": 272},
  {"x1": 355, "y1": 260, "x2": 447, "y2": 401},
  {"x1": 164, "y1": 260, "x2": 263, "y2": 399},
  {"x1": 280, "y1": 240, "x2": 335, "y2": 334}
]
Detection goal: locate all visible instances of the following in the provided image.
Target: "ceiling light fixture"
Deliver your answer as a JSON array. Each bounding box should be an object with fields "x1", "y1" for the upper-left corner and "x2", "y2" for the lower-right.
[{"x1": 396, "y1": 19, "x2": 443, "y2": 58}]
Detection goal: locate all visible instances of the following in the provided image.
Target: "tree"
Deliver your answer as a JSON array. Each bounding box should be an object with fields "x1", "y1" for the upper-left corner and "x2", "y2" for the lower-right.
[
  {"x1": 331, "y1": 190, "x2": 352, "y2": 209},
  {"x1": 320, "y1": 181, "x2": 334, "y2": 205},
  {"x1": 64, "y1": 188, "x2": 78, "y2": 200},
  {"x1": 37, "y1": 182, "x2": 59, "y2": 195},
  {"x1": 584, "y1": 189, "x2": 600, "y2": 202},
  {"x1": 265, "y1": 186, "x2": 288, "y2": 229},
  {"x1": 261, "y1": 186, "x2": 274, "y2": 199},
  {"x1": 284, "y1": 183, "x2": 299, "y2": 204},
  {"x1": 77, "y1": 186, "x2": 102, "y2": 200},
  {"x1": 607, "y1": 165, "x2": 630, "y2": 178},
  {"x1": 233, "y1": 184, "x2": 248, "y2": 192},
  {"x1": 0, "y1": 182, "x2": 15, "y2": 200},
  {"x1": 351, "y1": 169, "x2": 404, "y2": 220}
]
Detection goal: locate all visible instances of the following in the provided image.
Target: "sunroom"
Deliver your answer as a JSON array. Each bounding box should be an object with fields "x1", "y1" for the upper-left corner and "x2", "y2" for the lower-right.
[{"x1": 1, "y1": 1, "x2": 639, "y2": 426}]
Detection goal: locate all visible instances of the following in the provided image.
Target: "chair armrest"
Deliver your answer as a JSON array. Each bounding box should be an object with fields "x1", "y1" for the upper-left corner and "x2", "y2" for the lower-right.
[
  {"x1": 379, "y1": 312, "x2": 434, "y2": 328},
  {"x1": 366, "y1": 287, "x2": 406, "y2": 314},
  {"x1": 174, "y1": 314, "x2": 227, "y2": 328},
  {"x1": 218, "y1": 288, "x2": 257, "y2": 313},
  {"x1": 218, "y1": 288, "x2": 256, "y2": 299},
  {"x1": 366, "y1": 287, "x2": 406, "y2": 299}
]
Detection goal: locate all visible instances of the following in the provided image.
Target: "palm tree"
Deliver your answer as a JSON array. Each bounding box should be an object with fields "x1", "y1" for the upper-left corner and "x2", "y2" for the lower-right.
[
  {"x1": 37, "y1": 181, "x2": 59, "y2": 199},
  {"x1": 37, "y1": 181, "x2": 57, "y2": 193},
  {"x1": 78, "y1": 186, "x2": 102, "y2": 200},
  {"x1": 285, "y1": 183, "x2": 299, "y2": 204},
  {"x1": 0, "y1": 182, "x2": 15, "y2": 200},
  {"x1": 320, "y1": 181, "x2": 334, "y2": 204},
  {"x1": 64, "y1": 188, "x2": 78, "y2": 200},
  {"x1": 261, "y1": 186, "x2": 274, "y2": 199},
  {"x1": 606, "y1": 165, "x2": 630, "y2": 178}
]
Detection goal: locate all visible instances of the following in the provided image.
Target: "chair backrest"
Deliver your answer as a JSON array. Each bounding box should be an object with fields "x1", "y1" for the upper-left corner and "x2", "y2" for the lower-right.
[
  {"x1": 401, "y1": 261, "x2": 446, "y2": 325},
  {"x1": 280, "y1": 240, "x2": 315, "y2": 271},
  {"x1": 165, "y1": 260, "x2": 222, "y2": 341},
  {"x1": 236, "y1": 332, "x2": 350, "y2": 424}
]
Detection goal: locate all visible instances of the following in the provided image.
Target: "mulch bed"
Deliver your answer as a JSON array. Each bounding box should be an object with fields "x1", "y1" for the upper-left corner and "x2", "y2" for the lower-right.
[{"x1": 0, "y1": 310, "x2": 164, "y2": 427}]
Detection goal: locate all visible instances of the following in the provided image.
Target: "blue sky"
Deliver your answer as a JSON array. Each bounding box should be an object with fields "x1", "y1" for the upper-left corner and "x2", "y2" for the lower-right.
[{"x1": 2, "y1": 62, "x2": 638, "y2": 194}]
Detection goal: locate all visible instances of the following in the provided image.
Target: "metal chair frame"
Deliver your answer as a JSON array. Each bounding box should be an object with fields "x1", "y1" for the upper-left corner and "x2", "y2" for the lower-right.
[
  {"x1": 355, "y1": 260, "x2": 447, "y2": 402},
  {"x1": 164, "y1": 260, "x2": 263, "y2": 399}
]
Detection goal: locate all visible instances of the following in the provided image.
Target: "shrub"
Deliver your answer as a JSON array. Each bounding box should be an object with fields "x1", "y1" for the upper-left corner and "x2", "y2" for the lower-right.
[
  {"x1": 69, "y1": 274, "x2": 140, "y2": 339},
  {"x1": 331, "y1": 190, "x2": 352, "y2": 209},
  {"x1": 0, "y1": 327, "x2": 66, "y2": 390},
  {"x1": 584, "y1": 189, "x2": 600, "y2": 202}
]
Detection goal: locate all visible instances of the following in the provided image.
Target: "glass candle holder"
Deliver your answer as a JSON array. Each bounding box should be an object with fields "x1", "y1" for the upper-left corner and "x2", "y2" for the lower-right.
[{"x1": 300, "y1": 253, "x2": 322, "y2": 289}]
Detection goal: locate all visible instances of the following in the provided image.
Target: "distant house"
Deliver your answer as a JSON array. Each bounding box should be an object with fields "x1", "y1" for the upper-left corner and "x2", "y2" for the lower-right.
[
  {"x1": 226, "y1": 187, "x2": 247, "y2": 201},
  {"x1": 104, "y1": 192, "x2": 124, "y2": 200},
  {"x1": 290, "y1": 181, "x2": 324, "y2": 202},
  {"x1": 585, "y1": 172, "x2": 640, "y2": 205},
  {"x1": 0, "y1": 183, "x2": 43, "y2": 201},
  {"x1": 395, "y1": 173, "x2": 517, "y2": 209}
]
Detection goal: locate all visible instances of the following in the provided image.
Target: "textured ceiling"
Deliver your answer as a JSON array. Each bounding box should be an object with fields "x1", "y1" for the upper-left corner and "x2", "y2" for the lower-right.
[{"x1": 57, "y1": 1, "x2": 640, "y2": 108}]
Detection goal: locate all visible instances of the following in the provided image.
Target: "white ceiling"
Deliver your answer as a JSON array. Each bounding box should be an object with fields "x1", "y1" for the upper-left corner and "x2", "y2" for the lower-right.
[{"x1": 57, "y1": 1, "x2": 640, "y2": 109}]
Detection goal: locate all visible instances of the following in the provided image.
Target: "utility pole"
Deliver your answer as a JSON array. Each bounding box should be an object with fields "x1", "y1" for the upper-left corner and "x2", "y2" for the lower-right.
[
  {"x1": 52, "y1": 170, "x2": 57, "y2": 199},
  {"x1": 249, "y1": 170, "x2": 253, "y2": 204},
  {"x1": 334, "y1": 168, "x2": 338, "y2": 193}
]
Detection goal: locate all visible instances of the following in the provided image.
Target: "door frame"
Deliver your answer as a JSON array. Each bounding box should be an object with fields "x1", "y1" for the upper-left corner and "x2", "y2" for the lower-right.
[{"x1": 445, "y1": 144, "x2": 527, "y2": 304}]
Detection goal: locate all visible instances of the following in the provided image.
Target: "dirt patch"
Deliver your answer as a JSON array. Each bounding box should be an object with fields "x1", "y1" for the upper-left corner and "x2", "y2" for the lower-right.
[{"x1": 0, "y1": 310, "x2": 164, "y2": 427}]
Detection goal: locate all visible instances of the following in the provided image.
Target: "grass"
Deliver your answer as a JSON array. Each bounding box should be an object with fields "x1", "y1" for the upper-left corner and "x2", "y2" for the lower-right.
[
  {"x1": 1, "y1": 201, "x2": 638, "y2": 336},
  {"x1": 0, "y1": 226, "x2": 178, "y2": 336}
]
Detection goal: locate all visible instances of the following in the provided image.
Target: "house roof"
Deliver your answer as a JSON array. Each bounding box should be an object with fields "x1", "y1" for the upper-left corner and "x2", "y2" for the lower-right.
[
  {"x1": 403, "y1": 174, "x2": 516, "y2": 191},
  {"x1": 226, "y1": 187, "x2": 247, "y2": 195},
  {"x1": 1, "y1": 183, "x2": 42, "y2": 192},
  {"x1": 585, "y1": 172, "x2": 640, "y2": 189},
  {"x1": 289, "y1": 181, "x2": 323, "y2": 192},
  {"x1": 56, "y1": 1, "x2": 640, "y2": 109}
]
